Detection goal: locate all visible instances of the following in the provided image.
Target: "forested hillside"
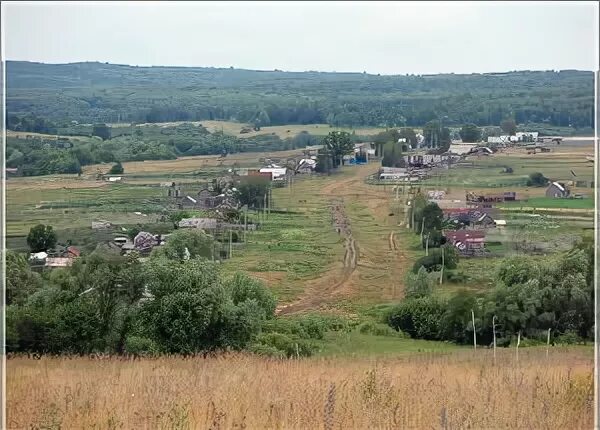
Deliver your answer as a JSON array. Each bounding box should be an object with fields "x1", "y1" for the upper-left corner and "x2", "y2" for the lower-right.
[{"x1": 6, "y1": 61, "x2": 595, "y2": 129}]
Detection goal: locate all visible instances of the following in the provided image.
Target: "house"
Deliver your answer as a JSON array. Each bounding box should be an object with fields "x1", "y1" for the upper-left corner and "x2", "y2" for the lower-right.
[
  {"x1": 444, "y1": 230, "x2": 486, "y2": 256},
  {"x1": 5, "y1": 167, "x2": 19, "y2": 177},
  {"x1": 469, "y1": 147, "x2": 494, "y2": 156},
  {"x1": 133, "y1": 231, "x2": 158, "y2": 253},
  {"x1": 442, "y1": 208, "x2": 495, "y2": 229},
  {"x1": 29, "y1": 251, "x2": 48, "y2": 263},
  {"x1": 178, "y1": 217, "x2": 218, "y2": 230},
  {"x1": 487, "y1": 136, "x2": 511, "y2": 144},
  {"x1": 303, "y1": 145, "x2": 324, "y2": 156},
  {"x1": 65, "y1": 246, "x2": 81, "y2": 258},
  {"x1": 259, "y1": 167, "x2": 288, "y2": 181},
  {"x1": 516, "y1": 132, "x2": 539, "y2": 143},
  {"x1": 92, "y1": 221, "x2": 111, "y2": 229},
  {"x1": 495, "y1": 219, "x2": 507, "y2": 228},
  {"x1": 106, "y1": 176, "x2": 122, "y2": 182},
  {"x1": 546, "y1": 182, "x2": 570, "y2": 198},
  {"x1": 466, "y1": 191, "x2": 516, "y2": 205},
  {"x1": 448, "y1": 143, "x2": 478, "y2": 155},
  {"x1": 180, "y1": 195, "x2": 199, "y2": 209},
  {"x1": 45, "y1": 257, "x2": 75, "y2": 268}
]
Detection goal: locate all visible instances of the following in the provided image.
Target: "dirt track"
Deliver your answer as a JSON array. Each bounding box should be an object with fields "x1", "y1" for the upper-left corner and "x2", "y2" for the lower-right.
[{"x1": 277, "y1": 164, "x2": 409, "y2": 314}]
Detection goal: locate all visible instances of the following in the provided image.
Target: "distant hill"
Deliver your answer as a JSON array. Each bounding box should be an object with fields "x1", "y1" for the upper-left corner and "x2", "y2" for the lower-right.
[{"x1": 6, "y1": 61, "x2": 595, "y2": 129}]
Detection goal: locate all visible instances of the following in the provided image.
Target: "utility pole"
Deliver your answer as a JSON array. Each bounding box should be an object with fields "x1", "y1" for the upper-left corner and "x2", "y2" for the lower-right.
[
  {"x1": 492, "y1": 315, "x2": 498, "y2": 364},
  {"x1": 425, "y1": 232, "x2": 430, "y2": 256},
  {"x1": 516, "y1": 331, "x2": 521, "y2": 363},
  {"x1": 546, "y1": 328, "x2": 551, "y2": 359},
  {"x1": 229, "y1": 229, "x2": 233, "y2": 259},
  {"x1": 420, "y1": 218, "x2": 424, "y2": 242},
  {"x1": 439, "y1": 246, "x2": 445, "y2": 284},
  {"x1": 471, "y1": 309, "x2": 477, "y2": 349}
]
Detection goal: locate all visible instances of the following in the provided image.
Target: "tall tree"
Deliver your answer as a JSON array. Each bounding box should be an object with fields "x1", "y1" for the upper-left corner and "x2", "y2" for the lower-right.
[
  {"x1": 423, "y1": 120, "x2": 451, "y2": 149},
  {"x1": 322, "y1": 131, "x2": 353, "y2": 167},
  {"x1": 92, "y1": 123, "x2": 111, "y2": 140},
  {"x1": 500, "y1": 118, "x2": 517, "y2": 135},
  {"x1": 27, "y1": 224, "x2": 57, "y2": 252},
  {"x1": 459, "y1": 123, "x2": 481, "y2": 143}
]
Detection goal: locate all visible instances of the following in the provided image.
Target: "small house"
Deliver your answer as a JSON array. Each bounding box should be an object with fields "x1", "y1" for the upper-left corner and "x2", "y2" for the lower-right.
[
  {"x1": 444, "y1": 230, "x2": 486, "y2": 256},
  {"x1": 546, "y1": 182, "x2": 570, "y2": 198},
  {"x1": 45, "y1": 257, "x2": 74, "y2": 269},
  {"x1": 178, "y1": 217, "x2": 218, "y2": 230}
]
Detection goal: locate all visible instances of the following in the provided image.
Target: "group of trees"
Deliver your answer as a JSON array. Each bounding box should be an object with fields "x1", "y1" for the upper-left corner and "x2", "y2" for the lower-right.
[
  {"x1": 389, "y1": 239, "x2": 594, "y2": 345},
  {"x1": 6, "y1": 228, "x2": 280, "y2": 355},
  {"x1": 7, "y1": 123, "x2": 369, "y2": 176}
]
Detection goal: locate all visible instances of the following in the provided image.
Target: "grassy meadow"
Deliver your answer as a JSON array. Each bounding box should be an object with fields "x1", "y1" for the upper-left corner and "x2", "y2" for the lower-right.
[{"x1": 7, "y1": 348, "x2": 593, "y2": 429}]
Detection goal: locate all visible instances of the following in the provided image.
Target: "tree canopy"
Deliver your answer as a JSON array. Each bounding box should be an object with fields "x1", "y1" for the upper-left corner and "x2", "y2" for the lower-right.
[{"x1": 27, "y1": 224, "x2": 57, "y2": 252}]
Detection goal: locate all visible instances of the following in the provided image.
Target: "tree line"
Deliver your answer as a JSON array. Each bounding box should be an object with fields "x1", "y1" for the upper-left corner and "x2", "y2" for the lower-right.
[{"x1": 6, "y1": 62, "x2": 595, "y2": 130}]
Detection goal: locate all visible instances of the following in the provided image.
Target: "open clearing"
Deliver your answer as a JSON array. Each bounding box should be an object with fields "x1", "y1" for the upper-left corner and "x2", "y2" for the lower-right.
[{"x1": 7, "y1": 348, "x2": 593, "y2": 429}]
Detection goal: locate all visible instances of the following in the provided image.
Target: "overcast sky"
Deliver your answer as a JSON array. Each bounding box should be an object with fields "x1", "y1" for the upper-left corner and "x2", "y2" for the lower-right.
[{"x1": 2, "y1": 1, "x2": 598, "y2": 75}]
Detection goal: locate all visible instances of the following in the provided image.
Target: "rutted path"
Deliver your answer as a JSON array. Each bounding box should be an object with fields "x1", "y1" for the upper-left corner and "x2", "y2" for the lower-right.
[{"x1": 277, "y1": 198, "x2": 357, "y2": 315}]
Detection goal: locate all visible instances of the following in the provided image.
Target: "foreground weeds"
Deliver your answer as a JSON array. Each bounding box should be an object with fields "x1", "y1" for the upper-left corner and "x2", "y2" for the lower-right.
[{"x1": 7, "y1": 348, "x2": 592, "y2": 429}]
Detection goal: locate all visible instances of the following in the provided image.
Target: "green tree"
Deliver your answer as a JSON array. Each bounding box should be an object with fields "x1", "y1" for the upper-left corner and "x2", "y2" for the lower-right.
[
  {"x1": 526, "y1": 172, "x2": 548, "y2": 187},
  {"x1": 92, "y1": 123, "x2": 111, "y2": 140},
  {"x1": 224, "y1": 272, "x2": 276, "y2": 318},
  {"x1": 27, "y1": 224, "x2": 57, "y2": 252},
  {"x1": 6, "y1": 251, "x2": 42, "y2": 305},
  {"x1": 414, "y1": 202, "x2": 443, "y2": 233},
  {"x1": 459, "y1": 123, "x2": 481, "y2": 143},
  {"x1": 322, "y1": 131, "x2": 353, "y2": 167},
  {"x1": 152, "y1": 229, "x2": 214, "y2": 261},
  {"x1": 109, "y1": 161, "x2": 124, "y2": 174},
  {"x1": 381, "y1": 142, "x2": 405, "y2": 167},
  {"x1": 405, "y1": 267, "x2": 434, "y2": 298},
  {"x1": 500, "y1": 118, "x2": 517, "y2": 135},
  {"x1": 237, "y1": 176, "x2": 270, "y2": 208},
  {"x1": 423, "y1": 120, "x2": 451, "y2": 149}
]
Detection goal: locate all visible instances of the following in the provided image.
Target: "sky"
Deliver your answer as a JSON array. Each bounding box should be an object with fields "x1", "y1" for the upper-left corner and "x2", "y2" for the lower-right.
[{"x1": 2, "y1": 1, "x2": 598, "y2": 75}]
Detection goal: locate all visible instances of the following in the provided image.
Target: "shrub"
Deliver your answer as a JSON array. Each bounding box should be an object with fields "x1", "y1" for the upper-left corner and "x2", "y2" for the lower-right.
[
  {"x1": 405, "y1": 267, "x2": 434, "y2": 298},
  {"x1": 358, "y1": 321, "x2": 408, "y2": 338},
  {"x1": 253, "y1": 332, "x2": 316, "y2": 358},
  {"x1": 124, "y1": 336, "x2": 159, "y2": 356},
  {"x1": 526, "y1": 172, "x2": 548, "y2": 187},
  {"x1": 109, "y1": 162, "x2": 124, "y2": 174},
  {"x1": 387, "y1": 297, "x2": 445, "y2": 340},
  {"x1": 247, "y1": 343, "x2": 286, "y2": 359},
  {"x1": 555, "y1": 330, "x2": 582, "y2": 345},
  {"x1": 412, "y1": 246, "x2": 458, "y2": 273}
]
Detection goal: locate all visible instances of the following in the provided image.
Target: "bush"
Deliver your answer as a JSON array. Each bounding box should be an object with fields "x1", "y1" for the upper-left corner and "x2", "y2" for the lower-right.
[
  {"x1": 555, "y1": 330, "x2": 582, "y2": 345},
  {"x1": 405, "y1": 267, "x2": 435, "y2": 298},
  {"x1": 526, "y1": 172, "x2": 548, "y2": 187},
  {"x1": 253, "y1": 332, "x2": 316, "y2": 358},
  {"x1": 124, "y1": 336, "x2": 159, "y2": 356},
  {"x1": 247, "y1": 343, "x2": 286, "y2": 359},
  {"x1": 262, "y1": 313, "x2": 349, "y2": 340},
  {"x1": 109, "y1": 161, "x2": 124, "y2": 174},
  {"x1": 387, "y1": 297, "x2": 445, "y2": 340},
  {"x1": 412, "y1": 246, "x2": 458, "y2": 273},
  {"x1": 357, "y1": 321, "x2": 408, "y2": 338}
]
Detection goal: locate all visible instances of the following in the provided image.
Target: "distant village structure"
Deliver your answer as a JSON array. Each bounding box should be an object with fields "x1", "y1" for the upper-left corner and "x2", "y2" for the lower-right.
[{"x1": 546, "y1": 181, "x2": 570, "y2": 198}]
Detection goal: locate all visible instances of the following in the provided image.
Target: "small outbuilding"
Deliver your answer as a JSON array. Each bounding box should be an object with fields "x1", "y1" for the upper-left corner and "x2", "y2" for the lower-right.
[{"x1": 546, "y1": 181, "x2": 570, "y2": 198}]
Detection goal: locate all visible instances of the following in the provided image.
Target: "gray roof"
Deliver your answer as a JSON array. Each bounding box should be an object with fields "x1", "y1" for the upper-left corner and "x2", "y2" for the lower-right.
[{"x1": 178, "y1": 218, "x2": 218, "y2": 229}]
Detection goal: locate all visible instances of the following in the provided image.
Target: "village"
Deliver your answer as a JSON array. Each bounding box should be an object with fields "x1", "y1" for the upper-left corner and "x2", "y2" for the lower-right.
[{"x1": 20, "y1": 127, "x2": 593, "y2": 273}]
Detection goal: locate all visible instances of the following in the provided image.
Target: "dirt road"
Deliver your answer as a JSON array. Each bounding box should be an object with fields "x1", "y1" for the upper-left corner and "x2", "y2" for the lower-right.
[{"x1": 277, "y1": 164, "x2": 410, "y2": 314}]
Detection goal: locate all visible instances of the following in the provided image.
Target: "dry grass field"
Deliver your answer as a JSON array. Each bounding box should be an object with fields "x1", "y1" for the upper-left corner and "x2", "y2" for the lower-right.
[{"x1": 7, "y1": 348, "x2": 593, "y2": 429}]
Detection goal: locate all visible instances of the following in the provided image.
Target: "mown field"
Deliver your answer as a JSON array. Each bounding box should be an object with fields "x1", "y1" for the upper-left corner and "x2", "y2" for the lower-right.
[{"x1": 7, "y1": 348, "x2": 593, "y2": 429}]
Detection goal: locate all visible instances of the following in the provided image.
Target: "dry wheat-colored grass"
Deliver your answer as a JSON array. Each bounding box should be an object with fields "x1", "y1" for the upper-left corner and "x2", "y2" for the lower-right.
[{"x1": 7, "y1": 348, "x2": 592, "y2": 429}]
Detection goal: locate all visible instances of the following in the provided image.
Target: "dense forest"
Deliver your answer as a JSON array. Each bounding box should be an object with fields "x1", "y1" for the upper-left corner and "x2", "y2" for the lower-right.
[{"x1": 6, "y1": 61, "x2": 595, "y2": 130}]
